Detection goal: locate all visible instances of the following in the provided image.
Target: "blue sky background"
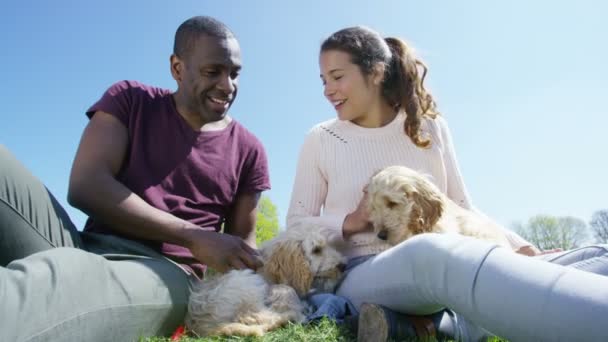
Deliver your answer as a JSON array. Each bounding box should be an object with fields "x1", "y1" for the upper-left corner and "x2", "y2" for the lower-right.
[{"x1": 2, "y1": 0, "x2": 606, "y2": 232}]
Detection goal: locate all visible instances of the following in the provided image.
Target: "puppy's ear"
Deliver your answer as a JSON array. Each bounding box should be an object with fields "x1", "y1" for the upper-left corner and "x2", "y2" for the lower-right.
[
  {"x1": 406, "y1": 181, "x2": 443, "y2": 234},
  {"x1": 262, "y1": 240, "x2": 313, "y2": 297}
]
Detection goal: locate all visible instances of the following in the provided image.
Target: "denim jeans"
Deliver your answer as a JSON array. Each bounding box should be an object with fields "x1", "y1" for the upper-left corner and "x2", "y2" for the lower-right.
[{"x1": 336, "y1": 233, "x2": 608, "y2": 341}]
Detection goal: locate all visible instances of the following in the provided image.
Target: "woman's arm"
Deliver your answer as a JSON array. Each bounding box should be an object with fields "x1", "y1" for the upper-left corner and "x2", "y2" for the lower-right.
[
  {"x1": 286, "y1": 128, "x2": 370, "y2": 239},
  {"x1": 435, "y1": 116, "x2": 537, "y2": 253}
]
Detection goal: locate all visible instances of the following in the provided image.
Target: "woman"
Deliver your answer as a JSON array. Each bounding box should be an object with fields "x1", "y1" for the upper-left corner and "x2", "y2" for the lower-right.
[{"x1": 287, "y1": 26, "x2": 608, "y2": 341}]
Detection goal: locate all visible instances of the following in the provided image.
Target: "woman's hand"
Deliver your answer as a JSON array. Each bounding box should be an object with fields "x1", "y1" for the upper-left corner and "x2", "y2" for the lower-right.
[
  {"x1": 342, "y1": 188, "x2": 373, "y2": 239},
  {"x1": 516, "y1": 245, "x2": 563, "y2": 256}
]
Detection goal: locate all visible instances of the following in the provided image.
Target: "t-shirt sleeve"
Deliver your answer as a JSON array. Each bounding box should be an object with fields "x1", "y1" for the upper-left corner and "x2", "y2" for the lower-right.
[
  {"x1": 86, "y1": 80, "x2": 134, "y2": 126},
  {"x1": 239, "y1": 138, "x2": 271, "y2": 194}
]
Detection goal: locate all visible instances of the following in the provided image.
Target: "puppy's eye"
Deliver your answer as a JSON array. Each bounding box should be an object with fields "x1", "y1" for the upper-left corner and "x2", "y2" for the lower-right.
[
  {"x1": 384, "y1": 197, "x2": 398, "y2": 209},
  {"x1": 312, "y1": 246, "x2": 323, "y2": 254}
]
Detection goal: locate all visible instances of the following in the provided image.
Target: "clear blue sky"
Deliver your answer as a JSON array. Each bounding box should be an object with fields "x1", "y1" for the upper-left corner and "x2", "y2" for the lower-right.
[{"x1": 2, "y1": 0, "x2": 606, "y2": 231}]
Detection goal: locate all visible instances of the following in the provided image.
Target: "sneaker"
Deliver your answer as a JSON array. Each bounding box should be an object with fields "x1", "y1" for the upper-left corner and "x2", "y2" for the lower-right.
[{"x1": 357, "y1": 303, "x2": 437, "y2": 342}]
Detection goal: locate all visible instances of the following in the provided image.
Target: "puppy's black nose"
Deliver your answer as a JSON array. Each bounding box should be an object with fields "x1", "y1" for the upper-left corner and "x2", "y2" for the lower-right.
[
  {"x1": 337, "y1": 263, "x2": 346, "y2": 272},
  {"x1": 377, "y1": 230, "x2": 388, "y2": 240}
]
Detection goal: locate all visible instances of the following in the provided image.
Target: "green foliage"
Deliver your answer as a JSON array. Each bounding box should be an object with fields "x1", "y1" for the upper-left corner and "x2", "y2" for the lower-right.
[
  {"x1": 514, "y1": 214, "x2": 588, "y2": 250},
  {"x1": 255, "y1": 195, "x2": 280, "y2": 246},
  {"x1": 590, "y1": 209, "x2": 608, "y2": 243}
]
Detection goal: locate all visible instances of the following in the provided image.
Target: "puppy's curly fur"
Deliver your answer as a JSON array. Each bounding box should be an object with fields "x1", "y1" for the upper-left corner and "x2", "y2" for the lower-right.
[
  {"x1": 185, "y1": 225, "x2": 346, "y2": 337},
  {"x1": 367, "y1": 166, "x2": 510, "y2": 247}
]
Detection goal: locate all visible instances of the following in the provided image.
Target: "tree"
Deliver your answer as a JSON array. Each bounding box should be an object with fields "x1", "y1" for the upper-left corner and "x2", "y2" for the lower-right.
[
  {"x1": 255, "y1": 195, "x2": 280, "y2": 245},
  {"x1": 590, "y1": 209, "x2": 608, "y2": 243},
  {"x1": 515, "y1": 214, "x2": 588, "y2": 250}
]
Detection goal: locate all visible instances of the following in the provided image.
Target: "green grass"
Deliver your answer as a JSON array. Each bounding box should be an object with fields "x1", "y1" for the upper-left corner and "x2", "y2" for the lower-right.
[
  {"x1": 139, "y1": 318, "x2": 507, "y2": 342},
  {"x1": 140, "y1": 318, "x2": 355, "y2": 342}
]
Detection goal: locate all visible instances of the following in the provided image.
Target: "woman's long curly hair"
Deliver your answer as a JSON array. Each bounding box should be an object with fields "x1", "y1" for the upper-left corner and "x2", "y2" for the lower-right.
[{"x1": 321, "y1": 26, "x2": 439, "y2": 148}]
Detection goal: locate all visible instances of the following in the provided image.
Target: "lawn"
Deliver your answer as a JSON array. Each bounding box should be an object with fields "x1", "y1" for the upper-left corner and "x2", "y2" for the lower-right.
[
  {"x1": 139, "y1": 318, "x2": 507, "y2": 342},
  {"x1": 140, "y1": 318, "x2": 354, "y2": 342}
]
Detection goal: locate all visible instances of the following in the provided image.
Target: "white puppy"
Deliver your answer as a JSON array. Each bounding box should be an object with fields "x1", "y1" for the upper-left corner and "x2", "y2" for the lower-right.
[
  {"x1": 367, "y1": 165, "x2": 510, "y2": 247},
  {"x1": 185, "y1": 224, "x2": 346, "y2": 337}
]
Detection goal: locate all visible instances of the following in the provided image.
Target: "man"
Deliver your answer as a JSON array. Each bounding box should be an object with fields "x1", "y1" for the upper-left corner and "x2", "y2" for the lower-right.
[{"x1": 0, "y1": 16, "x2": 269, "y2": 341}]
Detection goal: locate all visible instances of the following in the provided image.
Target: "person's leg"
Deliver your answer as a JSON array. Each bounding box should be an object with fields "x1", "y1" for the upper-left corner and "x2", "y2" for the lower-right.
[
  {"x1": 445, "y1": 245, "x2": 608, "y2": 341},
  {"x1": 444, "y1": 245, "x2": 608, "y2": 341},
  {"x1": 337, "y1": 233, "x2": 608, "y2": 342},
  {"x1": 0, "y1": 146, "x2": 192, "y2": 341},
  {"x1": 537, "y1": 244, "x2": 608, "y2": 275},
  {"x1": 0, "y1": 145, "x2": 82, "y2": 266},
  {"x1": 340, "y1": 255, "x2": 456, "y2": 341},
  {"x1": 352, "y1": 244, "x2": 608, "y2": 342},
  {"x1": 1, "y1": 244, "x2": 192, "y2": 342}
]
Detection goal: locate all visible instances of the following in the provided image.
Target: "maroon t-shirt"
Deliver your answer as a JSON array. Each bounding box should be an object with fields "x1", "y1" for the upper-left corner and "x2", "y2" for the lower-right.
[{"x1": 83, "y1": 80, "x2": 271, "y2": 275}]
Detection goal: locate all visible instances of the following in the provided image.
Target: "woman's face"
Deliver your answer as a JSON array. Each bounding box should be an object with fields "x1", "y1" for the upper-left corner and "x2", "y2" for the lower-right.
[{"x1": 319, "y1": 50, "x2": 379, "y2": 122}]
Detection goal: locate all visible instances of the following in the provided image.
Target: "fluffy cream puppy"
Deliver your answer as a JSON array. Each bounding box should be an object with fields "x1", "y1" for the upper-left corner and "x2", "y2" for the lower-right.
[
  {"x1": 367, "y1": 165, "x2": 510, "y2": 247},
  {"x1": 185, "y1": 224, "x2": 346, "y2": 337}
]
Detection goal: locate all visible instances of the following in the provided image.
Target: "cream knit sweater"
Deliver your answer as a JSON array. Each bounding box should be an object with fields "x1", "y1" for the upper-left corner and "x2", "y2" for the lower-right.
[{"x1": 286, "y1": 113, "x2": 531, "y2": 258}]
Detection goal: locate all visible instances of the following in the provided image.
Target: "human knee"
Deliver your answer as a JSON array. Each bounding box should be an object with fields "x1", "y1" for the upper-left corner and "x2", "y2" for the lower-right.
[
  {"x1": 569, "y1": 244, "x2": 608, "y2": 258},
  {"x1": 391, "y1": 233, "x2": 462, "y2": 271},
  {"x1": 0, "y1": 145, "x2": 21, "y2": 175},
  {"x1": 0, "y1": 144, "x2": 12, "y2": 160},
  {"x1": 586, "y1": 244, "x2": 608, "y2": 254},
  {"x1": 401, "y1": 233, "x2": 462, "y2": 256},
  {"x1": 393, "y1": 233, "x2": 499, "y2": 278},
  {"x1": 579, "y1": 244, "x2": 608, "y2": 262}
]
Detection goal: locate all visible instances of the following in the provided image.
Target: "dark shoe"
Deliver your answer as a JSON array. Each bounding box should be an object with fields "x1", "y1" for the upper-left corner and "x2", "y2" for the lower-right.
[
  {"x1": 357, "y1": 303, "x2": 437, "y2": 342},
  {"x1": 343, "y1": 314, "x2": 359, "y2": 334}
]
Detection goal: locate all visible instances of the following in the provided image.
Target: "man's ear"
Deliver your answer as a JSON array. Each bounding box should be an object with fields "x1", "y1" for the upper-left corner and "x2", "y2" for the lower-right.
[{"x1": 170, "y1": 54, "x2": 183, "y2": 82}]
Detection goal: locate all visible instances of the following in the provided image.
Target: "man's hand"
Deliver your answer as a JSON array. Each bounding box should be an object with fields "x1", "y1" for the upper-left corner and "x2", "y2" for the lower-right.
[{"x1": 185, "y1": 229, "x2": 263, "y2": 273}]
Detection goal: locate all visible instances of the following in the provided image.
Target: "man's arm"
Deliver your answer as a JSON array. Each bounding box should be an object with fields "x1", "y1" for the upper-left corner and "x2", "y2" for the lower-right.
[
  {"x1": 224, "y1": 192, "x2": 261, "y2": 249},
  {"x1": 68, "y1": 111, "x2": 261, "y2": 271},
  {"x1": 68, "y1": 111, "x2": 197, "y2": 244}
]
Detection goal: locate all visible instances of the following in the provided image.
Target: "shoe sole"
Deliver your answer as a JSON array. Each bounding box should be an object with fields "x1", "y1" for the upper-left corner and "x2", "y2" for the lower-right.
[{"x1": 357, "y1": 303, "x2": 389, "y2": 342}]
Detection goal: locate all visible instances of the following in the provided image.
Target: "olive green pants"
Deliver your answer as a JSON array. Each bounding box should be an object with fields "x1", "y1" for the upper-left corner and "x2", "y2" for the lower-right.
[{"x1": 0, "y1": 145, "x2": 193, "y2": 342}]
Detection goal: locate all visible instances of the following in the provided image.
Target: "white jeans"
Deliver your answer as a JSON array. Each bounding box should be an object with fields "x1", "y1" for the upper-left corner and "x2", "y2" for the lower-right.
[{"x1": 336, "y1": 233, "x2": 608, "y2": 342}]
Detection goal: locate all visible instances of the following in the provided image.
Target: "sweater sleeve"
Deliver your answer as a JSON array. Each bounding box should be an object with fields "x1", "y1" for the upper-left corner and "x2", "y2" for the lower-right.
[
  {"x1": 436, "y1": 116, "x2": 472, "y2": 209},
  {"x1": 436, "y1": 116, "x2": 534, "y2": 251},
  {"x1": 286, "y1": 128, "x2": 346, "y2": 238}
]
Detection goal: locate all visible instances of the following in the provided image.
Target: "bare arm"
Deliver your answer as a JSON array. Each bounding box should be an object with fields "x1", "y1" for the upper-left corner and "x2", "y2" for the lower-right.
[
  {"x1": 224, "y1": 191, "x2": 261, "y2": 249},
  {"x1": 68, "y1": 111, "x2": 196, "y2": 244},
  {"x1": 68, "y1": 111, "x2": 261, "y2": 271}
]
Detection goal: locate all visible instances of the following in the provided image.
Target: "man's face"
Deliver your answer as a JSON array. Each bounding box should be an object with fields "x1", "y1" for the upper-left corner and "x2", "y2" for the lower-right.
[{"x1": 174, "y1": 34, "x2": 241, "y2": 122}]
